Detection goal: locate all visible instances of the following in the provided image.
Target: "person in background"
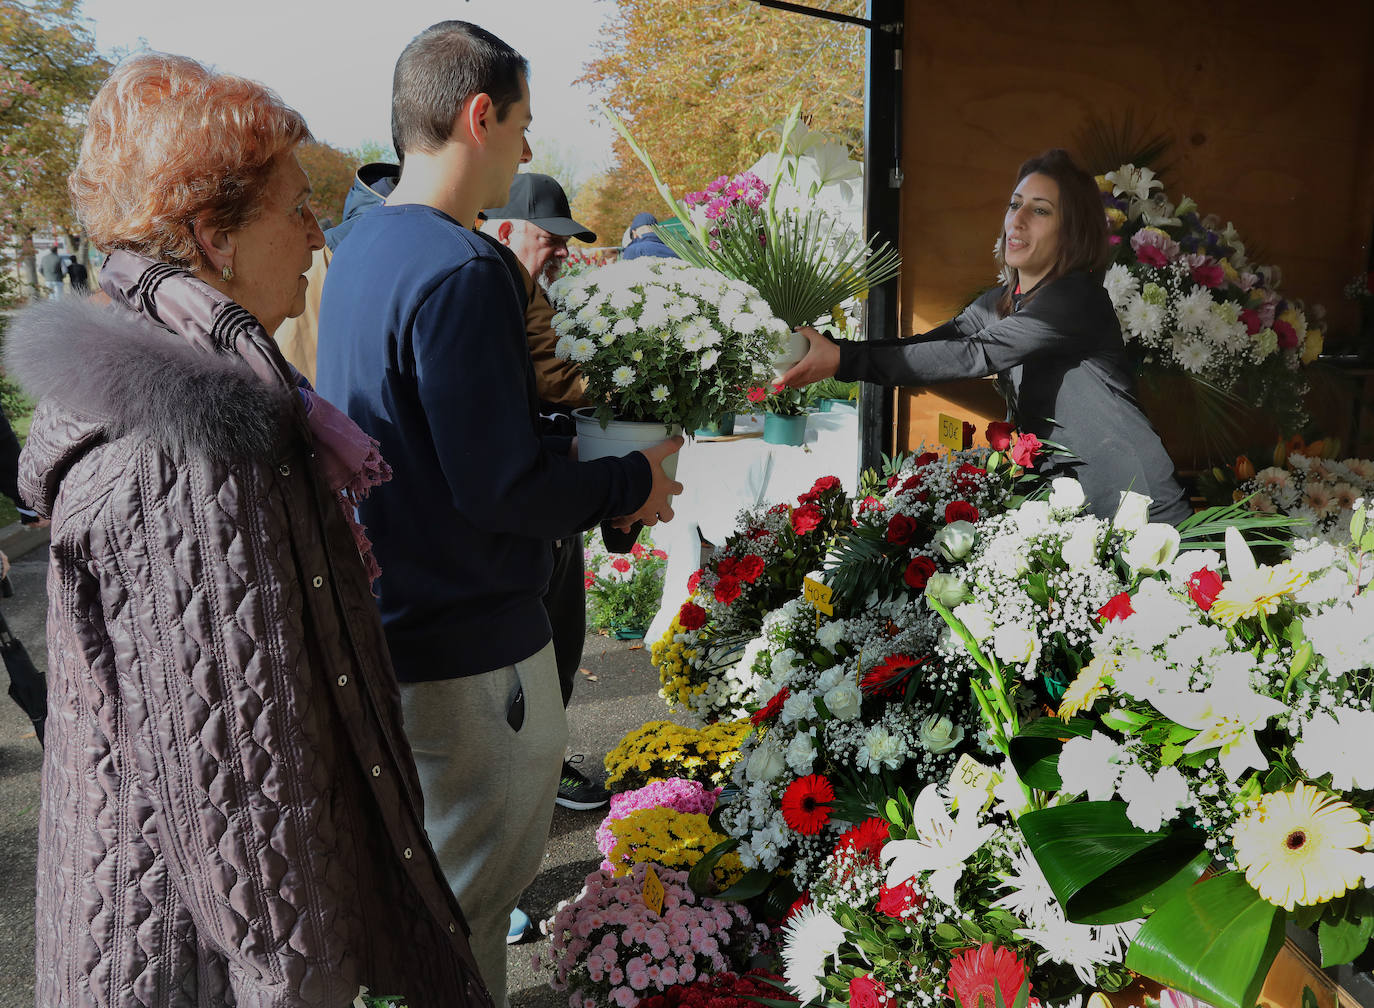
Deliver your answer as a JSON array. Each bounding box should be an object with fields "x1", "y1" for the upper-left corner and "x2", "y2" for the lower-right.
[
  {"x1": 782, "y1": 147, "x2": 1190, "y2": 525},
  {"x1": 314, "y1": 22, "x2": 681, "y2": 1008},
  {"x1": 63, "y1": 256, "x2": 88, "y2": 292},
  {"x1": 619, "y1": 210, "x2": 679, "y2": 260},
  {"x1": 38, "y1": 243, "x2": 64, "y2": 299},
  {"x1": 7, "y1": 52, "x2": 491, "y2": 1008}
]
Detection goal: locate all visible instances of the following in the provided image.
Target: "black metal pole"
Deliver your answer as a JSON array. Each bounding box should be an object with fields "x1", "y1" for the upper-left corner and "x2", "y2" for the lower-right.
[
  {"x1": 748, "y1": 0, "x2": 872, "y2": 27},
  {"x1": 859, "y1": 0, "x2": 903, "y2": 476}
]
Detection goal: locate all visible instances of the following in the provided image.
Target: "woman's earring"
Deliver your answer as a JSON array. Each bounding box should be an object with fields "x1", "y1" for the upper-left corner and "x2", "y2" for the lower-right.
[{"x1": 221, "y1": 264, "x2": 234, "y2": 282}]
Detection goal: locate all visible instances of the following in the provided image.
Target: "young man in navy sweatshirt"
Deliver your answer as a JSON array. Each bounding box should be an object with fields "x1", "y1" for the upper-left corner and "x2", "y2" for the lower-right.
[{"x1": 315, "y1": 22, "x2": 681, "y2": 1008}]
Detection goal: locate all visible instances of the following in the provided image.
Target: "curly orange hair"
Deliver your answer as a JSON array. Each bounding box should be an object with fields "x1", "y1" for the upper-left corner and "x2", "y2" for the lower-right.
[{"x1": 70, "y1": 52, "x2": 310, "y2": 271}]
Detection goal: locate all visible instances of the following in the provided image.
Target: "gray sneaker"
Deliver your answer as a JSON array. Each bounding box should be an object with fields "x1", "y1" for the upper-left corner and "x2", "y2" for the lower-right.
[{"x1": 555, "y1": 755, "x2": 609, "y2": 810}]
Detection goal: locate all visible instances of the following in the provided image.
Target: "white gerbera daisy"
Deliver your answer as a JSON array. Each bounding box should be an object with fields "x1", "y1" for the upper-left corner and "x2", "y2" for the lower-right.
[{"x1": 781, "y1": 905, "x2": 847, "y2": 1004}]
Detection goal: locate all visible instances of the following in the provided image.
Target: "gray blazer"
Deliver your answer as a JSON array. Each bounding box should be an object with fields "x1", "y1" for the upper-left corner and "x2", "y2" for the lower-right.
[{"x1": 837, "y1": 270, "x2": 1191, "y2": 525}]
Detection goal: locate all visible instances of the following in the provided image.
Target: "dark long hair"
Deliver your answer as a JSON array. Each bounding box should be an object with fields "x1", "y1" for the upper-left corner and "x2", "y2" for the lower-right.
[{"x1": 994, "y1": 148, "x2": 1108, "y2": 316}]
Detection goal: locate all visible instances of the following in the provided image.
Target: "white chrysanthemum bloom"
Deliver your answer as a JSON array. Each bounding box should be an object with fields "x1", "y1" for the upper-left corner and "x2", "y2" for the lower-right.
[
  {"x1": 731, "y1": 312, "x2": 760, "y2": 335},
  {"x1": 1175, "y1": 337, "x2": 1210, "y2": 373},
  {"x1": 553, "y1": 333, "x2": 576, "y2": 360},
  {"x1": 781, "y1": 905, "x2": 847, "y2": 1004},
  {"x1": 640, "y1": 304, "x2": 670, "y2": 330},
  {"x1": 630, "y1": 349, "x2": 644, "y2": 362},
  {"x1": 1175, "y1": 287, "x2": 1214, "y2": 333},
  {"x1": 1123, "y1": 294, "x2": 1165, "y2": 341},
  {"x1": 1253, "y1": 327, "x2": 1279, "y2": 361},
  {"x1": 1116, "y1": 763, "x2": 1188, "y2": 833},
  {"x1": 611, "y1": 317, "x2": 636, "y2": 337},
  {"x1": 1103, "y1": 263, "x2": 1137, "y2": 309},
  {"x1": 607, "y1": 286, "x2": 640, "y2": 311},
  {"x1": 995, "y1": 834, "x2": 1059, "y2": 925},
  {"x1": 587, "y1": 314, "x2": 612, "y2": 336},
  {"x1": 1057, "y1": 732, "x2": 1126, "y2": 801},
  {"x1": 650, "y1": 385, "x2": 669, "y2": 403},
  {"x1": 569, "y1": 337, "x2": 597, "y2": 363},
  {"x1": 611, "y1": 365, "x2": 635, "y2": 388},
  {"x1": 700, "y1": 349, "x2": 721, "y2": 370}
]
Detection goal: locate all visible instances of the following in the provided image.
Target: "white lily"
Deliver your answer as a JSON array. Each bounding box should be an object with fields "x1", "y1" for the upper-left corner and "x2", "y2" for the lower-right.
[
  {"x1": 882, "y1": 785, "x2": 996, "y2": 906},
  {"x1": 1148, "y1": 666, "x2": 1285, "y2": 780}
]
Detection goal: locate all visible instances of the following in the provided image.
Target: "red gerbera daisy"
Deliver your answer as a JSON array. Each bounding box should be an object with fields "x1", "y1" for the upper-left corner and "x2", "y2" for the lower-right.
[
  {"x1": 780, "y1": 774, "x2": 835, "y2": 834},
  {"x1": 947, "y1": 944, "x2": 1030, "y2": 1008},
  {"x1": 834, "y1": 817, "x2": 889, "y2": 866},
  {"x1": 861, "y1": 653, "x2": 925, "y2": 695},
  {"x1": 750, "y1": 686, "x2": 790, "y2": 725}
]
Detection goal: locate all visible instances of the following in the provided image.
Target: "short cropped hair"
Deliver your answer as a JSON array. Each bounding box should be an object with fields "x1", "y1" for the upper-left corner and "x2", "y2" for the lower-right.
[
  {"x1": 70, "y1": 52, "x2": 310, "y2": 271},
  {"x1": 391, "y1": 21, "x2": 528, "y2": 158}
]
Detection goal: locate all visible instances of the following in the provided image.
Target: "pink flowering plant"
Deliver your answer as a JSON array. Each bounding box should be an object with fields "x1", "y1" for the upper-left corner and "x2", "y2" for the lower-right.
[
  {"x1": 683, "y1": 171, "x2": 768, "y2": 252},
  {"x1": 1098, "y1": 163, "x2": 1321, "y2": 436},
  {"x1": 536, "y1": 862, "x2": 766, "y2": 1008}
]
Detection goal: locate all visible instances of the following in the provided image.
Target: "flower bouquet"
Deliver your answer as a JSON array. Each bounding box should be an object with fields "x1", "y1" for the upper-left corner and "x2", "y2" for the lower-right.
[
  {"x1": 1098, "y1": 163, "x2": 1322, "y2": 446},
  {"x1": 1235, "y1": 451, "x2": 1374, "y2": 544},
  {"x1": 584, "y1": 529, "x2": 669, "y2": 636},
  {"x1": 604, "y1": 720, "x2": 751, "y2": 793},
  {"x1": 747, "y1": 381, "x2": 809, "y2": 418},
  {"x1": 548, "y1": 257, "x2": 785, "y2": 433},
  {"x1": 537, "y1": 862, "x2": 767, "y2": 1008},
  {"x1": 653, "y1": 477, "x2": 853, "y2": 723}
]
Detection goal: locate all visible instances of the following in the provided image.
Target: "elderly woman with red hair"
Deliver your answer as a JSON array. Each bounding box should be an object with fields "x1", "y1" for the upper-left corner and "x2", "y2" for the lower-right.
[{"x1": 6, "y1": 53, "x2": 491, "y2": 1008}]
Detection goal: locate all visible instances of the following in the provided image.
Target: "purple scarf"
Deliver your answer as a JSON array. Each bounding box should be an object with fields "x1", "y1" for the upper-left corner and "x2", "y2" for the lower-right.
[{"x1": 99, "y1": 249, "x2": 393, "y2": 582}]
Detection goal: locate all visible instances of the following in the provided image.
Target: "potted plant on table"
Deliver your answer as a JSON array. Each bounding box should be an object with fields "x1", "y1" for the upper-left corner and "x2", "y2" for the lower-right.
[{"x1": 746, "y1": 381, "x2": 809, "y2": 446}]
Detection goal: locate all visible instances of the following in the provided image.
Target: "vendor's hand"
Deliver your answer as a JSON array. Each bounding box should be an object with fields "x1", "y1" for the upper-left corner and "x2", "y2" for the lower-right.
[
  {"x1": 779, "y1": 326, "x2": 842, "y2": 388},
  {"x1": 619, "y1": 435, "x2": 685, "y2": 529},
  {"x1": 0, "y1": 550, "x2": 9, "y2": 580}
]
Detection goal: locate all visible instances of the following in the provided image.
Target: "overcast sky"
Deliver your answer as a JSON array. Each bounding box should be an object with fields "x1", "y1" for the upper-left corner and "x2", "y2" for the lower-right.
[{"x1": 80, "y1": 0, "x2": 618, "y2": 179}]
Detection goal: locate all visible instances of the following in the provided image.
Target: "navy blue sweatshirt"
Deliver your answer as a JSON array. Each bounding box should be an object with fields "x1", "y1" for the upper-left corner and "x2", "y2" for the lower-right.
[{"x1": 316, "y1": 203, "x2": 651, "y2": 680}]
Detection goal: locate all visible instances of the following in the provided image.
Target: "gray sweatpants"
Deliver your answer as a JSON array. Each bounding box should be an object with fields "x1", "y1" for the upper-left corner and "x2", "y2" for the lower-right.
[{"x1": 399, "y1": 643, "x2": 567, "y2": 1008}]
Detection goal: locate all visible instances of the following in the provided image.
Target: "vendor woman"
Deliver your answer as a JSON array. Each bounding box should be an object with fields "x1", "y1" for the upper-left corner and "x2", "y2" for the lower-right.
[{"x1": 781, "y1": 148, "x2": 1191, "y2": 525}]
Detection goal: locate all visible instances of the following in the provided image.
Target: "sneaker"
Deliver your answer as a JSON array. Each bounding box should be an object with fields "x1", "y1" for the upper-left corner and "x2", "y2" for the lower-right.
[
  {"x1": 555, "y1": 755, "x2": 610, "y2": 810},
  {"x1": 507, "y1": 906, "x2": 534, "y2": 945}
]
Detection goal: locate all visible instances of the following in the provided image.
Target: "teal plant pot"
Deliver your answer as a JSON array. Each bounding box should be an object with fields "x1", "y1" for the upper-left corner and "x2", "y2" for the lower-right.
[
  {"x1": 612, "y1": 625, "x2": 648, "y2": 640},
  {"x1": 762, "y1": 412, "x2": 807, "y2": 446},
  {"x1": 694, "y1": 413, "x2": 736, "y2": 438},
  {"x1": 818, "y1": 398, "x2": 853, "y2": 412}
]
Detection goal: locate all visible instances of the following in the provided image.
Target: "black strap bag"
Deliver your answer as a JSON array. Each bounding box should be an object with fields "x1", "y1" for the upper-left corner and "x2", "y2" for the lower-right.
[{"x1": 0, "y1": 607, "x2": 45, "y2": 746}]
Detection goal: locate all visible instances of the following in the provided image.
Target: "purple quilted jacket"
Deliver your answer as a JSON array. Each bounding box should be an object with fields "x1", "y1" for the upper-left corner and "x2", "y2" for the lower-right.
[{"x1": 6, "y1": 258, "x2": 493, "y2": 1008}]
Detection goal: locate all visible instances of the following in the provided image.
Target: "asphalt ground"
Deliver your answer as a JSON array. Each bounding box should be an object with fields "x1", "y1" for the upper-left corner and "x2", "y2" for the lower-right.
[{"x1": 0, "y1": 523, "x2": 688, "y2": 1008}]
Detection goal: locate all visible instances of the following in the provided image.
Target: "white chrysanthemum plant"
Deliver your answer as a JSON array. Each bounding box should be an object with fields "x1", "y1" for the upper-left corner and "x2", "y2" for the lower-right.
[{"x1": 547, "y1": 257, "x2": 785, "y2": 434}]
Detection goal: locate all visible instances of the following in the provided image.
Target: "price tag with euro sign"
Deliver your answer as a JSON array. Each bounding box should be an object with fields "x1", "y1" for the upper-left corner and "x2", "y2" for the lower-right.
[
  {"x1": 642, "y1": 864, "x2": 665, "y2": 916},
  {"x1": 947, "y1": 753, "x2": 1002, "y2": 813},
  {"x1": 938, "y1": 413, "x2": 965, "y2": 451},
  {"x1": 802, "y1": 576, "x2": 834, "y2": 616}
]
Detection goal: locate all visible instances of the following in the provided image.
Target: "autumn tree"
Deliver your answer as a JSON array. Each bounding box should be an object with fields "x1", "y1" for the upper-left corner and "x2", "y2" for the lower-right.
[
  {"x1": 297, "y1": 141, "x2": 359, "y2": 229},
  {"x1": 575, "y1": 0, "x2": 865, "y2": 246}
]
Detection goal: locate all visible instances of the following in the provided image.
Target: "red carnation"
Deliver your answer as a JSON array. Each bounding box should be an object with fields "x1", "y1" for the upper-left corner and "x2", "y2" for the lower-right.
[
  {"x1": 791, "y1": 503, "x2": 824, "y2": 535},
  {"x1": 1274, "y1": 319, "x2": 1300, "y2": 350},
  {"x1": 862, "y1": 653, "x2": 924, "y2": 695},
  {"x1": 858, "y1": 495, "x2": 884, "y2": 515},
  {"x1": 886, "y1": 513, "x2": 918, "y2": 545},
  {"x1": 715, "y1": 575, "x2": 743, "y2": 604},
  {"x1": 611, "y1": 557, "x2": 631, "y2": 573},
  {"x1": 904, "y1": 555, "x2": 938, "y2": 590},
  {"x1": 849, "y1": 975, "x2": 887, "y2": 1008},
  {"x1": 717, "y1": 556, "x2": 738, "y2": 577},
  {"x1": 781, "y1": 774, "x2": 835, "y2": 834},
  {"x1": 583, "y1": 572, "x2": 595, "y2": 589},
  {"x1": 750, "y1": 686, "x2": 790, "y2": 725},
  {"x1": 735, "y1": 554, "x2": 765, "y2": 583},
  {"x1": 835, "y1": 817, "x2": 890, "y2": 866},
  {"x1": 631, "y1": 542, "x2": 646, "y2": 559},
  {"x1": 1191, "y1": 262, "x2": 1225, "y2": 289},
  {"x1": 945, "y1": 500, "x2": 980, "y2": 525},
  {"x1": 1097, "y1": 591, "x2": 1135, "y2": 623},
  {"x1": 1239, "y1": 308, "x2": 1263, "y2": 335},
  {"x1": 953, "y1": 463, "x2": 987, "y2": 494},
  {"x1": 746, "y1": 385, "x2": 769, "y2": 404},
  {"x1": 875, "y1": 879, "x2": 925, "y2": 918},
  {"x1": 986, "y1": 420, "x2": 1015, "y2": 451},
  {"x1": 809, "y1": 475, "x2": 841, "y2": 496},
  {"x1": 914, "y1": 451, "x2": 940, "y2": 468},
  {"x1": 652, "y1": 549, "x2": 667, "y2": 559},
  {"x1": 678, "y1": 601, "x2": 708, "y2": 631},
  {"x1": 687, "y1": 568, "x2": 704, "y2": 593},
  {"x1": 1010, "y1": 433, "x2": 1043, "y2": 468},
  {"x1": 947, "y1": 944, "x2": 1030, "y2": 1008},
  {"x1": 1187, "y1": 567, "x2": 1224, "y2": 611}
]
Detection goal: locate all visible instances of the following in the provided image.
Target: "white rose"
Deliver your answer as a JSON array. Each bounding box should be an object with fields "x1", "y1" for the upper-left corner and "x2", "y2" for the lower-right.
[
  {"x1": 1113, "y1": 490, "x2": 1152, "y2": 534},
  {"x1": 933, "y1": 520, "x2": 977, "y2": 561},
  {"x1": 1122, "y1": 522, "x2": 1181, "y2": 575},
  {"x1": 918, "y1": 714, "x2": 964, "y2": 754},
  {"x1": 992, "y1": 624, "x2": 1038, "y2": 665},
  {"x1": 745, "y1": 742, "x2": 785, "y2": 783},
  {"x1": 1061, "y1": 522, "x2": 1100, "y2": 569},
  {"x1": 924, "y1": 572, "x2": 969, "y2": 609},
  {"x1": 823, "y1": 680, "x2": 862, "y2": 721},
  {"x1": 1048, "y1": 477, "x2": 1086, "y2": 513},
  {"x1": 952, "y1": 602, "x2": 996, "y2": 642},
  {"x1": 1015, "y1": 500, "x2": 1051, "y2": 532}
]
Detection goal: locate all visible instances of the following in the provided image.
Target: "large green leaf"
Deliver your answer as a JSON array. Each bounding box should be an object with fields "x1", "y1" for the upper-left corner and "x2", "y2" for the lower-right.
[
  {"x1": 1008, "y1": 717, "x2": 1095, "y2": 790},
  {"x1": 1125, "y1": 872, "x2": 1286, "y2": 1008},
  {"x1": 1318, "y1": 890, "x2": 1374, "y2": 967},
  {"x1": 1019, "y1": 802, "x2": 1209, "y2": 924}
]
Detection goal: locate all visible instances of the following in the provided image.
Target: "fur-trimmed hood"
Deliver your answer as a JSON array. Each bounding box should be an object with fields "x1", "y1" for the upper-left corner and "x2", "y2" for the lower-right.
[{"x1": 6, "y1": 296, "x2": 294, "y2": 515}]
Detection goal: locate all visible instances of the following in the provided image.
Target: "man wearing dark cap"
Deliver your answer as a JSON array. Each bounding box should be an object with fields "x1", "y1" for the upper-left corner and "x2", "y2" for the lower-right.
[{"x1": 620, "y1": 211, "x2": 679, "y2": 260}]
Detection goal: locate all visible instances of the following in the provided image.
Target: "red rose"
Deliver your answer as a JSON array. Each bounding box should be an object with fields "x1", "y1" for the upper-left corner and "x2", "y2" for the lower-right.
[
  {"x1": 1010, "y1": 433, "x2": 1043, "y2": 468},
  {"x1": 886, "y1": 513, "x2": 918, "y2": 545},
  {"x1": 686, "y1": 568, "x2": 704, "y2": 593},
  {"x1": 1098, "y1": 591, "x2": 1135, "y2": 623},
  {"x1": 901, "y1": 472, "x2": 926, "y2": 493},
  {"x1": 875, "y1": 879, "x2": 925, "y2": 918},
  {"x1": 849, "y1": 975, "x2": 887, "y2": 1008},
  {"x1": 886, "y1": 475, "x2": 900, "y2": 489},
  {"x1": 903, "y1": 555, "x2": 937, "y2": 590},
  {"x1": 716, "y1": 556, "x2": 738, "y2": 577},
  {"x1": 986, "y1": 420, "x2": 1015, "y2": 451},
  {"x1": 858, "y1": 495, "x2": 884, "y2": 515},
  {"x1": 1187, "y1": 567, "x2": 1224, "y2": 611},
  {"x1": 611, "y1": 557, "x2": 631, "y2": 573},
  {"x1": 962, "y1": 421, "x2": 975, "y2": 450},
  {"x1": 791, "y1": 503, "x2": 824, "y2": 535},
  {"x1": 678, "y1": 601, "x2": 708, "y2": 631},
  {"x1": 1274, "y1": 319, "x2": 1300, "y2": 350},
  {"x1": 945, "y1": 500, "x2": 979, "y2": 524},
  {"x1": 714, "y1": 575, "x2": 743, "y2": 604},
  {"x1": 750, "y1": 686, "x2": 790, "y2": 725},
  {"x1": 1239, "y1": 308, "x2": 1263, "y2": 335},
  {"x1": 735, "y1": 554, "x2": 765, "y2": 583},
  {"x1": 914, "y1": 451, "x2": 940, "y2": 468}
]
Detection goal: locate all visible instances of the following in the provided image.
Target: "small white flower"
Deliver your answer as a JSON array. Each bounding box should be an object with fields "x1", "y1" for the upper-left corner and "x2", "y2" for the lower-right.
[
  {"x1": 569, "y1": 337, "x2": 597, "y2": 363},
  {"x1": 650, "y1": 384, "x2": 669, "y2": 402},
  {"x1": 700, "y1": 348, "x2": 721, "y2": 370},
  {"x1": 611, "y1": 365, "x2": 636, "y2": 388}
]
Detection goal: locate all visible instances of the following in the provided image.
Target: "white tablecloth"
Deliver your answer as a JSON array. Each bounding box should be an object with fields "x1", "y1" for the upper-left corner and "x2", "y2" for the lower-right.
[{"x1": 646, "y1": 407, "x2": 860, "y2": 643}]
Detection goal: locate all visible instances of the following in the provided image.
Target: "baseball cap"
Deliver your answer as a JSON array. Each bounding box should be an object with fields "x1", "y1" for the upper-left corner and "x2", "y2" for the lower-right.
[
  {"x1": 630, "y1": 212, "x2": 658, "y2": 229},
  {"x1": 485, "y1": 172, "x2": 596, "y2": 243}
]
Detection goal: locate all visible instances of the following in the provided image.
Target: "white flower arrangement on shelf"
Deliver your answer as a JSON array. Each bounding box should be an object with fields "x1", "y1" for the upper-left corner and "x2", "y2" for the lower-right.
[{"x1": 547, "y1": 257, "x2": 785, "y2": 432}]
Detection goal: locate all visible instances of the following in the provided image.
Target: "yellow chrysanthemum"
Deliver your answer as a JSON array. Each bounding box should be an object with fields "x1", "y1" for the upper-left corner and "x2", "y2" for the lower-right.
[
  {"x1": 1209, "y1": 563, "x2": 1309, "y2": 627},
  {"x1": 1232, "y1": 783, "x2": 1368, "y2": 910},
  {"x1": 1056, "y1": 652, "x2": 1115, "y2": 721}
]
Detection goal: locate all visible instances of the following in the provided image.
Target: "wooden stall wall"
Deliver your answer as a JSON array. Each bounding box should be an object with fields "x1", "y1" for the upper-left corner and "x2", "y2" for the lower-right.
[{"x1": 893, "y1": 0, "x2": 1374, "y2": 460}]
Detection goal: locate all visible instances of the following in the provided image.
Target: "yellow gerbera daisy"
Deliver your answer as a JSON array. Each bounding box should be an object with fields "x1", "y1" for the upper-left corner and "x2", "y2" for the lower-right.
[
  {"x1": 1210, "y1": 526, "x2": 1308, "y2": 627},
  {"x1": 1056, "y1": 652, "x2": 1115, "y2": 721},
  {"x1": 1232, "y1": 783, "x2": 1368, "y2": 910}
]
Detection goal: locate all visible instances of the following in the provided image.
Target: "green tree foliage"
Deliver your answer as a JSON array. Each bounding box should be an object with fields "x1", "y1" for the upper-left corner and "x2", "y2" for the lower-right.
[
  {"x1": 0, "y1": 0, "x2": 108, "y2": 237},
  {"x1": 574, "y1": 0, "x2": 865, "y2": 247}
]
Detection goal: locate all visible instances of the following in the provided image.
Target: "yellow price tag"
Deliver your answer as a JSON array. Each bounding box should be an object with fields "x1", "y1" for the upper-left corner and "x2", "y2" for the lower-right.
[
  {"x1": 642, "y1": 864, "x2": 665, "y2": 916},
  {"x1": 947, "y1": 753, "x2": 1002, "y2": 813},
  {"x1": 938, "y1": 413, "x2": 965, "y2": 452},
  {"x1": 802, "y1": 576, "x2": 834, "y2": 616}
]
